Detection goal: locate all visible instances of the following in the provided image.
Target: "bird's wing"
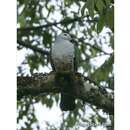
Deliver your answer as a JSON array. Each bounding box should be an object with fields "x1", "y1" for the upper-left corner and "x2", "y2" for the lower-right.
[
  {"x1": 71, "y1": 40, "x2": 79, "y2": 72},
  {"x1": 50, "y1": 44, "x2": 56, "y2": 71}
]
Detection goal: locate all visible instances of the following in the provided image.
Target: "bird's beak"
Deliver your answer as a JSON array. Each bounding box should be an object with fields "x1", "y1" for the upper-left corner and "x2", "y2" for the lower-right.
[{"x1": 70, "y1": 38, "x2": 74, "y2": 43}]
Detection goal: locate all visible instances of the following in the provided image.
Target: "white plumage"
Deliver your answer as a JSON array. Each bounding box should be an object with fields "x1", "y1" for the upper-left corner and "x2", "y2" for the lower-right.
[{"x1": 51, "y1": 33, "x2": 74, "y2": 72}]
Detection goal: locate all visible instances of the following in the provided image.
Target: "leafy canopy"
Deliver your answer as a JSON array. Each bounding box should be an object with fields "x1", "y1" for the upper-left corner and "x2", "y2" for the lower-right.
[{"x1": 17, "y1": 0, "x2": 114, "y2": 130}]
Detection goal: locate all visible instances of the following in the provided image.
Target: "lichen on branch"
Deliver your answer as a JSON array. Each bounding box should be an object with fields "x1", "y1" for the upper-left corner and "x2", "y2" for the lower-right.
[{"x1": 17, "y1": 72, "x2": 114, "y2": 114}]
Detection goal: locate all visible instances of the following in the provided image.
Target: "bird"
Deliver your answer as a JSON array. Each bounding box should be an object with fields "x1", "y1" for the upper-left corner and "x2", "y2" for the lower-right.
[{"x1": 51, "y1": 33, "x2": 76, "y2": 111}]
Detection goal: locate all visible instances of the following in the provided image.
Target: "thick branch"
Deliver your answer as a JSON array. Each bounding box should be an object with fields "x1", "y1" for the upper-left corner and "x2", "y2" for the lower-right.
[
  {"x1": 17, "y1": 40, "x2": 49, "y2": 56},
  {"x1": 17, "y1": 72, "x2": 113, "y2": 114}
]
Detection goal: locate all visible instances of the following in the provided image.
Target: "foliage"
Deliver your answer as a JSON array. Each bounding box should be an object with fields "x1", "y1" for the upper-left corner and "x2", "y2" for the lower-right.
[{"x1": 17, "y1": 0, "x2": 114, "y2": 130}]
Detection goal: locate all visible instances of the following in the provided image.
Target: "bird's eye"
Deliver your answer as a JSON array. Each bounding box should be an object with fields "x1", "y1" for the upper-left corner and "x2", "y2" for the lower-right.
[{"x1": 64, "y1": 33, "x2": 67, "y2": 36}]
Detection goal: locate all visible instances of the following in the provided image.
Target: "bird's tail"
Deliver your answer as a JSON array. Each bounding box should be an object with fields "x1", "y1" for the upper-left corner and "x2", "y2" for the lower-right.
[{"x1": 55, "y1": 73, "x2": 75, "y2": 111}]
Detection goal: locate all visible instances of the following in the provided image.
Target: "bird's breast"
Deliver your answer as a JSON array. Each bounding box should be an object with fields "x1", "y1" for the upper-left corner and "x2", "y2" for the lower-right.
[{"x1": 51, "y1": 41, "x2": 74, "y2": 72}]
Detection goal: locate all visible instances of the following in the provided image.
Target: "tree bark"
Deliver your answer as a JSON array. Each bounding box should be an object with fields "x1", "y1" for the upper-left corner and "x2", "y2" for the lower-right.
[{"x1": 17, "y1": 72, "x2": 114, "y2": 115}]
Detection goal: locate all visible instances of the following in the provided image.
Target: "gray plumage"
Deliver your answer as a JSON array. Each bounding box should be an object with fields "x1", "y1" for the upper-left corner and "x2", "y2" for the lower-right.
[{"x1": 51, "y1": 33, "x2": 76, "y2": 111}]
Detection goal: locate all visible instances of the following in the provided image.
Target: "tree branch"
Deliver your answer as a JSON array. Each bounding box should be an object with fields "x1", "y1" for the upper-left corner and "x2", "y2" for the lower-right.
[
  {"x1": 71, "y1": 37, "x2": 113, "y2": 56},
  {"x1": 17, "y1": 72, "x2": 114, "y2": 115},
  {"x1": 17, "y1": 16, "x2": 97, "y2": 32},
  {"x1": 17, "y1": 40, "x2": 49, "y2": 56}
]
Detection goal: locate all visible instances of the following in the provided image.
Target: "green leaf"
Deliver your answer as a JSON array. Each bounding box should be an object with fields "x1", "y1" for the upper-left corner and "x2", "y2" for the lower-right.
[
  {"x1": 43, "y1": 31, "x2": 52, "y2": 47},
  {"x1": 18, "y1": 15, "x2": 26, "y2": 27},
  {"x1": 105, "y1": 7, "x2": 114, "y2": 31},
  {"x1": 41, "y1": 96, "x2": 54, "y2": 108},
  {"x1": 103, "y1": 0, "x2": 111, "y2": 7},
  {"x1": 81, "y1": 62, "x2": 91, "y2": 73},
  {"x1": 75, "y1": 46, "x2": 81, "y2": 68},
  {"x1": 110, "y1": 35, "x2": 114, "y2": 49},
  {"x1": 97, "y1": 14, "x2": 105, "y2": 32},
  {"x1": 64, "y1": 0, "x2": 74, "y2": 6},
  {"x1": 27, "y1": 54, "x2": 41, "y2": 73},
  {"x1": 96, "y1": 0, "x2": 105, "y2": 14},
  {"x1": 67, "y1": 114, "x2": 76, "y2": 127},
  {"x1": 90, "y1": 55, "x2": 114, "y2": 82},
  {"x1": 81, "y1": 3, "x2": 87, "y2": 16},
  {"x1": 97, "y1": 6, "x2": 114, "y2": 32},
  {"x1": 62, "y1": 16, "x2": 73, "y2": 26},
  {"x1": 90, "y1": 46, "x2": 98, "y2": 56},
  {"x1": 46, "y1": 98, "x2": 53, "y2": 108},
  {"x1": 87, "y1": 0, "x2": 95, "y2": 18}
]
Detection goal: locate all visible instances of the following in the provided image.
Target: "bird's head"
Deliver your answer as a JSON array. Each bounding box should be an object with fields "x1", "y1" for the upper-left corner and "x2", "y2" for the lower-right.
[{"x1": 58, "y1": 33, "x2": 71, "y2": 41}]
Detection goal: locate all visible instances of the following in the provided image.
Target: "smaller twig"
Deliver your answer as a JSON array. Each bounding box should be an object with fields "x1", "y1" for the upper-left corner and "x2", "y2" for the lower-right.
[
  {"x1": 17, "y1": 16, "x2": 98, "y2": 32},
  {"x1": 17, "y1": 40, "x2": 49, "y2": 56},
  {"x1": 71, "y1": 38, "x2": 113, "y2": 56}
]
